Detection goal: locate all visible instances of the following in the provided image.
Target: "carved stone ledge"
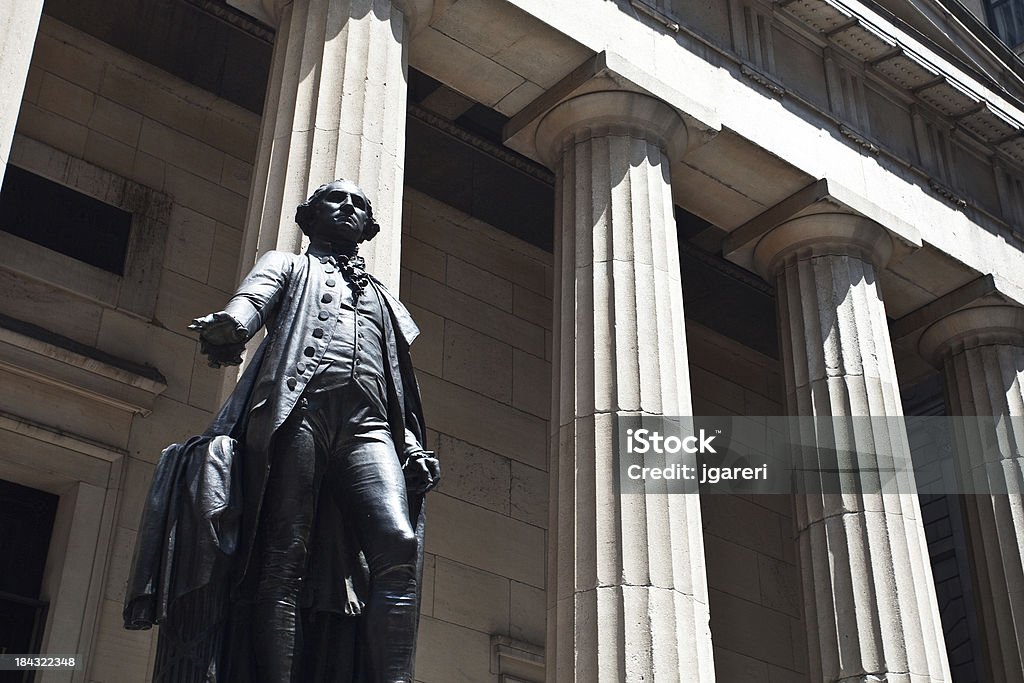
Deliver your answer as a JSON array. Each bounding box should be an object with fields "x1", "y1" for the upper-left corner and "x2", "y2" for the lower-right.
[
  {"x1": 839, "y1": 124, "x2": 880, "y2": 154},
  {"x1": 0, "y1": 314, "x2": 167, "y2": 416},
  {"x1": 629, "y1": 0, "x2": 680, "y2": 32},
  {"x1": 490, "y1": 635, "x2": 544, "y2": 683},
  {"x1": 0, "y1": 410, "x2": 127, "y2": 463},
  {"x1": 740, "y1": 64, "x2": 786, "y2": 97},
  {"x1": 679, "y1": 241, "x2": 775, "y2": 296},
  {"x1": 408, "y1": 105, "x2": 554, "y2": 185},
  {"x1": 928, "y1": 178, "x2": 968, "y2": 208},
  {"x1": 778, "y1": 0, "x2": 1024, "y2": 199},
  {"x1": 182, "y1": 0, "x2": 274, "y2": 40}
]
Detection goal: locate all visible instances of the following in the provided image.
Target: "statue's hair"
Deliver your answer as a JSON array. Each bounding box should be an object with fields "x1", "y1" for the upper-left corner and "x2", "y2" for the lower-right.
[{"x1": 294, "y1": 179, "x2": 381, "y2": 242}]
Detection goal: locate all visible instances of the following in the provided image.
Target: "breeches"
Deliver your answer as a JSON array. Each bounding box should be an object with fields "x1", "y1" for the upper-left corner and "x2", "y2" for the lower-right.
[{"x1": 251, "y1": 384, "x2": 418, "y2": 683}]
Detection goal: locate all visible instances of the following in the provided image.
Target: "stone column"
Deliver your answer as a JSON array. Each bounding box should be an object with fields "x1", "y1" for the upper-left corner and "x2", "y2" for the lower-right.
[
  {"x1": 535, "y1": 90, "x2": 715, "y2": 683},
  {"x1": 919, "y1": 305, "x2": 1024, "y2": 682},
  {"x1": 229, "y1": 0, "x2": 432, "y2": 289},
  {"x1": 0, "y1": 0, "x2": 44, "y2": 188},
  {"x1": 751, "y1": 214, "x2": 951, "y2": 682}
]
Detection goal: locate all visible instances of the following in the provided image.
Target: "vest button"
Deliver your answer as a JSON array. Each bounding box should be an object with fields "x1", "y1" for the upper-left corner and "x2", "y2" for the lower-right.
[
  {"x1": 318, "y1": 311, "x2": 330, "y2": 321},
  {"x1": 286, "y1": 377, "x2": 297, "y2": 390},
  {"x1": 304, "y1": 346, "x2": 315, "y2": 357},
  {"x1": 326, "y1": 278, "x2": 336, "y2": 287},
  {"x1": 322, "y1": 293, "x2": 333, "y2": 303},
  {"x1": 312, "y1": 328, "x2": 325, "y2": 339},
  {"x1": 296, "y1": 362, "x2": 306, "y2": 373}
]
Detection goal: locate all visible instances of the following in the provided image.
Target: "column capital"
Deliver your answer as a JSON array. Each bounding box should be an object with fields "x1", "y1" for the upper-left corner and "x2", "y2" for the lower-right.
[
  {"x1": 918, "y1": 304, "x2": 1024, "y2": 364},
  {"x1": 227, "y1": 0, "x2": 434, "y2": 34},
  {"x1": 724, "y1": 178, "x2": 920, "y2": 280},
  {"x1": 748, "y1": 211, "x2": 892, "y2": 279},
  {"x1": 533, "y1": 90, "x2": 687, "y2": 168}
]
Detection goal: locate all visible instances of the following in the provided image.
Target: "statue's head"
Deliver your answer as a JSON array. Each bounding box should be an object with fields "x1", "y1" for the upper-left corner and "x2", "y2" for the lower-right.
[{"x1": 294, "y1": 179, "x2": 381, "y2": 246}]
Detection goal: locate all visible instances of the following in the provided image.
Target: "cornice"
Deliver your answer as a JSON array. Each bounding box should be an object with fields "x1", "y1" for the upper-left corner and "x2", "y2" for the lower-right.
[
  {"x1": 773, "y1": 0, "x2": 1024, "y2": 168},
  {"x1": 181, "y1": 0, "x2": 274, "y2": 42},
  {"x1": 408, "y1": 105, "x2": 554, "y2": 185},
  {"x1": 679, "y1": 242, "x2": 776, "y2": 296}
]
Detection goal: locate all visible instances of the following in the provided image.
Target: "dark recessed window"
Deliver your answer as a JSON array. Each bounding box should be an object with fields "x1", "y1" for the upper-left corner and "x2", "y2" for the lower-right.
[
  {"x1": 0, "y1": 165, "x2": 133, "y2": 275},
  {"x1": 0, "y1": 478, "x2": 58, "y2": 661},
  {"x1": 985, "y1": 0, "x2": 1024, "y2": 47}
]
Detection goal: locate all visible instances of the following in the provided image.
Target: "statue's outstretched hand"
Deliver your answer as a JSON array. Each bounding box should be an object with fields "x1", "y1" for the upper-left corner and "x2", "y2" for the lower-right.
[
  {"x1": 189, "y1": 312, "x2": 248, "y2": 368},
  {"x1": 403, "y1": 451, "x2": 441, "y2": 495},
  {"x1": 189, "y1": 311, "x2": 247, "y2": 344}
]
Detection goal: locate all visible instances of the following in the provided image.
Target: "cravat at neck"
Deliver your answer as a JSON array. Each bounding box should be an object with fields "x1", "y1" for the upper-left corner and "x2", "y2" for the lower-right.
[{"x1": 320, "y1": 253, "x2": 369, "y2": 297}]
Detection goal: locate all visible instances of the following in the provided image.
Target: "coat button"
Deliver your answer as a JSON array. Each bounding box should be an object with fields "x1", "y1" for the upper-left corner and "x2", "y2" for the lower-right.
[
  {"x1": 318, "y1": 311, "x2": 330, "y2": 321},
  {"x1": 322, "y1": 293, "x2": 333, "y2": 303},
  {"x1": 304, "y1": 346, "x2": 315, "y2": 357},
  {"x1": 326, "y1": 279, "x2": 336, "y2": 287},
  {"x1": 324, "y1": 266, "x2": 335, "y2": 274},
  {"x1": 286, "y1": 377, "x2": 297, "y2": 390},
  {"x1": 313, "y1": 328, "x2": 325, "y2": 339}
]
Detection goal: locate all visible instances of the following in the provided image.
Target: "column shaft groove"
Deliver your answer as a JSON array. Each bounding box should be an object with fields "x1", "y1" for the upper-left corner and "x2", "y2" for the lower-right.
[
  {"x1": 928, "y1": 307, "x2": 1024, "y2": 682},
  {"x1": 241, "y1": 0, "x2": 411, "y2": 288},
  {"x1": 770, "y1": 227, "x2": 951, "y2": 683},
  {"x1": 544, "y1": 93, "x2": 712, "y2": 682}
]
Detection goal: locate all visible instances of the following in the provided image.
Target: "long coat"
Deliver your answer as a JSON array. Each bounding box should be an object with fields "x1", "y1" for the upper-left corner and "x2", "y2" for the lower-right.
[
  {"x1": 125, "y1": 249, "x2": 429, "y2": 682},
  {"x1": 222, "y1": 249, "x2": 428, "y2": 603}
]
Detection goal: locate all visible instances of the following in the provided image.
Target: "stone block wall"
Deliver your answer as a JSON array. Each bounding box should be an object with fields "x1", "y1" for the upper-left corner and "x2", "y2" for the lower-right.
[
  {"x1": 399, "y1": 189, "x2": 552, "y2": 683},
  {"x1": 7, "y1": 16, "x2": 259, "y2": 682},
  {"x1": 687, "y1": 324, "x2": 809, "y2": 682},
  {"x1": 8, "y1": 18, "x2": 554, "y2": 680},
  {"x1": 4, "y1": 15, "x2": 813, "y2": 683}
]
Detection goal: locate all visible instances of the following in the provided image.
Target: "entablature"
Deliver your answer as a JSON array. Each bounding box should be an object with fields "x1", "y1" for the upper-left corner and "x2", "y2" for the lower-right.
[
  {"x1": 774, "y1": 0, "x2": 1024, "y2": 166},
  {"x1": 619, "y1": 0, "x2": 1024, "y2": 227}
]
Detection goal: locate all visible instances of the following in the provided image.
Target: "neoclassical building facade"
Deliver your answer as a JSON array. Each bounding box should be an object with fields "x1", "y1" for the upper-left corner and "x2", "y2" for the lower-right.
[{"x1": 0, "y1": 0, "x2": 1022, "y2": 681}]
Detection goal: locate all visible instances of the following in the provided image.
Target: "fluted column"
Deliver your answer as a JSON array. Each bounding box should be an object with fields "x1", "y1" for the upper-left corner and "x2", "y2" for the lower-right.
[
  {"x1": 229, "y1": 0, "x2": 432, "y2": 289},
  {"x1": 0, "y1": 0, "x2": 44, "y2": 188},
  {"x1": 919, "y1": 305, "x2": 1024, "y2": 682},
  {"x1": 753, "y1": 214, "x2": 951, "y2": 682},
  {"x1": 535, "y1": 91, "x2": 715, "y2": 683}
]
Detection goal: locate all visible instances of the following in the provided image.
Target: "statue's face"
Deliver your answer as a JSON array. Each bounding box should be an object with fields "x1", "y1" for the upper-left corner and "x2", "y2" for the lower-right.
[{"x1": 309, "y1": 180, "x2": 370, "y2": 245}]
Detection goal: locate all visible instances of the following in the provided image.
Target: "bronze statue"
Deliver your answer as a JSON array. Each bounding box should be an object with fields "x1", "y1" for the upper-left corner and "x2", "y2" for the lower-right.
[{"x1": 124, "y1": 180, "x2": 439, "y2": 683}]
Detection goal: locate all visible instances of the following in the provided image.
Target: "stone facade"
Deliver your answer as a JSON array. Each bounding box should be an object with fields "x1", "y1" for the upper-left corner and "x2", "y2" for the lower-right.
[{"x1": 0, "y1": 0, "x2": 1023, "y2": 682}]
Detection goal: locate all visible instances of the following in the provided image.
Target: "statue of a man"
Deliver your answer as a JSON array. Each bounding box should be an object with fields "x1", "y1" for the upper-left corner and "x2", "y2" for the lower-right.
[{"x1": 126, "y1": 180, "x2": 439, "y2": 683}]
